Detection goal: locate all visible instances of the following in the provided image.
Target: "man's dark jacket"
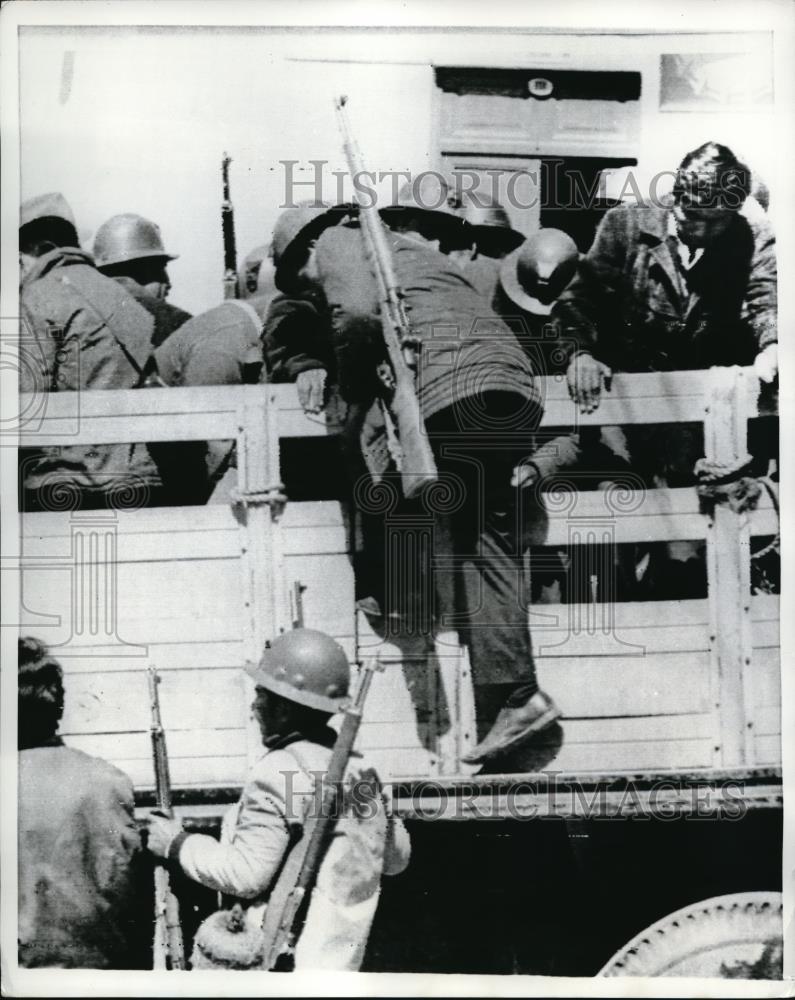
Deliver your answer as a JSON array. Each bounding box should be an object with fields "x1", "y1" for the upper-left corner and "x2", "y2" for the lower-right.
[
  {"x1": 265, "y1": 225, "x2": 541, "y2": 480},
  {"x1": 553, "y1": 201, "x2": 777, "y2": 371}
]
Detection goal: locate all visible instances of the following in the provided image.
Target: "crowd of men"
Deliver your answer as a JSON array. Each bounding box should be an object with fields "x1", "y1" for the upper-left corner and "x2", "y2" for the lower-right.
[{"x1": 16, "y1": 139, "x2": 778, "y2": 968}]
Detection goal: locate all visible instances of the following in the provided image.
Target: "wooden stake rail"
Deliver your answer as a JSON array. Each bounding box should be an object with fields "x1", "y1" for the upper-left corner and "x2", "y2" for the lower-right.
[{"x1": 16, "y1": 367, "x2": 780, "y2": 785}]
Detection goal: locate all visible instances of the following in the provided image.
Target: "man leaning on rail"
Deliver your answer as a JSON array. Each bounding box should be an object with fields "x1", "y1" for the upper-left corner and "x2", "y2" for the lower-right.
[{"x1": 550, "y1": 141, "x2": 778, "y2": 595}]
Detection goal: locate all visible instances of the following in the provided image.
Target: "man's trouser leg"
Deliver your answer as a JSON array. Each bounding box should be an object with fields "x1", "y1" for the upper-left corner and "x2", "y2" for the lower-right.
[{"x1": 438, "y1": 455, "x2": 539, "y2": 735}]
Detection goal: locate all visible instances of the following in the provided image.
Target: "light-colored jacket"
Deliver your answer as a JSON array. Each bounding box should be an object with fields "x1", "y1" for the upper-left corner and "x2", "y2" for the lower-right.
[
  {"x1": 175, "y1": 736, "x2": 411, "y2": 970},
  {"x1": 20, "y1": 247, "x2": 160, "y2": 500}
]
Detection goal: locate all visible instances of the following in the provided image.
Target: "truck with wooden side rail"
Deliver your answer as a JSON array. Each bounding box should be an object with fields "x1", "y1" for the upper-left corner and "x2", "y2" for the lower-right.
[{"x1": 16, "y1": 365, "x2": 782, "y2": 975}]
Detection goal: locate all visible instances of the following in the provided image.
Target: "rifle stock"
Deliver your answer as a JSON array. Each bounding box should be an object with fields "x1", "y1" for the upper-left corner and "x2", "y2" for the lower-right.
[
  {"x1": 334, "y1": 96, "x2": 437, "y2": 501},
  {"x1": 148, "y1": 665, "x2": 186, "y2": 971}
]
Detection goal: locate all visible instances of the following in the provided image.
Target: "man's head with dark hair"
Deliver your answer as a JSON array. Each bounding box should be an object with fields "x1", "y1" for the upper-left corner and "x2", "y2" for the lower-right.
[
  {"x1": 18, "y1": 636, "x2": 65, "y2": 750},
  {"x1": 671, "y1": 142, "x2": 752, "y2": 248}
]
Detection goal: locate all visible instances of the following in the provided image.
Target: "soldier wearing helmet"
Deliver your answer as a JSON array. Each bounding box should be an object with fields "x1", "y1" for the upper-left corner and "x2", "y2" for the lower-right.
[
  {"x1": 149, "y1": 247, "x2": 279, "y2": 503},
  {"x1": 19, "y1": 193, "x2": 163, "y2": 509},
  {"x1": 93, "y1": 213, "x2": 191, "y2": 347},
  {"x1": 265, "y1": 175, "x2": 562, "y2": 768},
  {"x1": 264, "y1": 202, "x2": 349, "y2": 413},
  {"x1": 146, "y1": 629, "x2": 410, "y2": 970}
]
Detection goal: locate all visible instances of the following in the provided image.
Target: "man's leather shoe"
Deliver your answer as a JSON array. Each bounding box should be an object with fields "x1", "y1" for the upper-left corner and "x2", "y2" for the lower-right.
[{"x1": 461, "y1": 691, "x2": 562, "y2": 765}]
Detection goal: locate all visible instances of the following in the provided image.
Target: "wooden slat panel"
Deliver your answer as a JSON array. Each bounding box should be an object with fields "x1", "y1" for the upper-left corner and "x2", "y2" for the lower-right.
[
  {"x1": 536, "y1": 652, "x2": 711, "y2": 716},
  {"x1": 753, "y1": 706, "x2": 781, "y2": 737},
  {"x1": 357, "y1": 713, "x2": 715, "y2": 750},
  {"x1": 18, "y1": 486, "x2": 775, "y2": 563},
  {"x1": 283, "y1": 553, "x2": 355, "y2": 636},
  {"x1": 753, "y1": 735, "x2": 781, "y2": 766},
  {"x1": 20, "y1": 501, "x2": 348, "y2": 563},
  {"x1": 747, "y1": 647, "x2": 781, "y2": 708},
  {"x1": 17, "y1": 368, "x2": 765, "y2": 447},
  {"x1": 543, "y1": 739, "x2": 713, "y2": 772},
  {"x1": 532, "y1": 621, "x2": 709, "y2": 657},
  {"x1": 61, "y1": 668, "x2": 247, "y2": 735},
  {"x1": 53, "y1": 640, "x2": 245, "y2": 672},
  {"x1": 63, "y1": 727, "x2": 247, "y2": 762},
  {"x1": 751, "y1": 594, "x2": 780, "y2": 621},
  {"x1": 360, "y1": 739, "x2": 713, "y2": 779},
  {"x1": 350, "y1": 748, "x2": 436, "y2": 782},
  {"x1": 114, "y1": 756, "x2": 248, "y2": 790},
  {"x1": 19, "y1": 560, "x2": 244, "y2": 645}
]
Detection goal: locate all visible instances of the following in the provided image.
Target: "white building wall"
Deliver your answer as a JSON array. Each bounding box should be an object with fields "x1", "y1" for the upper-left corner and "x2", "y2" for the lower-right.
[{"x1": 20, "y1": 27, "x2": 776, "y2": 314}]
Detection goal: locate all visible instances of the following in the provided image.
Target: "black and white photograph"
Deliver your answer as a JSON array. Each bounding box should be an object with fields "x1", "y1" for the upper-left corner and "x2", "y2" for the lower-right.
[{"x1": 1, "y1": 1, "x2": 792, "y2": 995}]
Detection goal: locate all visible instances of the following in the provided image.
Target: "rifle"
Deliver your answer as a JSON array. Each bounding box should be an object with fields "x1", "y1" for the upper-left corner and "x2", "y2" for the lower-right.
[
  {"x1": 222, "y1": 152, "x2": 238, "y2": 299},
  {"x1": 148, "y1": 665, "x2": 186, "y2": 971},
  {"x1": 260, "y1": 655, "x2": 382, "y2": 970},
  {"x1": 334, "y1": 95, "x2": 438, "y2": 501}
]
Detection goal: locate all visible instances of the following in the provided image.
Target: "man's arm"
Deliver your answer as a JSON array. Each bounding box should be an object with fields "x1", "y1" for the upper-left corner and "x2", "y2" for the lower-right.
[
  {"x1": 553, "y1": 206, "x2": 629, "y2": 363},
  {"x1": 147, "y1": 752, "x2": 312, "y2": 900},
  {"x1": 263, "y1": 293, "x2": 334, "y2": 383},
  {"x1": 551, "y1": 207, "x2": 630, "y2": 412},
  {"x1": 313, "y1": 226, "x2": 385, "y2": 405},
  {"x1": 744, "y1": 216, "x2": 778, "y2": 383}
]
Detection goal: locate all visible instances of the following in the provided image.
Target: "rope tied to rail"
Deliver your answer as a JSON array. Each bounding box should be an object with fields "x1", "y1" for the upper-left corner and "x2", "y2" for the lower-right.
[
  {"x1": 694, "y1": 454, "x2": 759, "y2": 514},
  {"x1": 695, "y1": 455, "x2": 779, "y2": 591}
]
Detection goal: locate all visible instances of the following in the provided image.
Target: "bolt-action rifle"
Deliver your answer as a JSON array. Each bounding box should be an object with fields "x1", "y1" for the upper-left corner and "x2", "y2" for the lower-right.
[
  {"x1": 222, "y1": 152, "x2": 238, "y2": 299},
  {"x1": 148, "y1": 664, "x2": 186, "y2": 970},
  {"x1": 334, "y1": 95, "x2": 438, "y2": 501},
  {"x1": 260, "y1": 656, "x2": 382, "y2": 970}
]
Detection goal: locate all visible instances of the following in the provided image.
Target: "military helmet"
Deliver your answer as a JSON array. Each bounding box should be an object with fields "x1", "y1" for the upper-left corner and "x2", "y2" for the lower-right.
[
  {"x1": 20, "y1": 192, "x2": 76, "y2": 230},
  {"x1": 458, "y1": 195, "x2": 524, "y2": 255},
  {"x1": 380, "y1": 174, "x2": 464, "y2": 234},
  {"x1": 270, "y1": 201, "x2": 349, "y2": 293},
  {"x1": 500, "y1": 228, "x2": 579, "y2": 315},
  {"x1": 246, "y1": 628, "x2": 350, "y2": 714},
  {"x1": 93, "y1": 213, "x2": 178, "y2": 269}
]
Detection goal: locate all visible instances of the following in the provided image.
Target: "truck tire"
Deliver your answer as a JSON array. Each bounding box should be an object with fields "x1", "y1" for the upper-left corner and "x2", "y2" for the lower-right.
[{"x1": 598, "y1": 891, "x2": 782, "y2": 979}]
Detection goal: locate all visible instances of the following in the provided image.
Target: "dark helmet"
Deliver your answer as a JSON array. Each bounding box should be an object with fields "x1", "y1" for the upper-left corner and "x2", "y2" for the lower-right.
[
  {"x1": 458, "y1": 195, "x2": 524, "y2": 256},
  {"x1": 499, "y1": 229, "x2": 579, "y2": 315},
  {"x1": 93, "y1": 213, "x2": 177, "y2": 269},
  {"x1": 380, "y1": 173, "x2": 464, "y2": 235},
  {"x1": 246, "y1": 628, "x2": 350, "y2": 714},
  {"x1": 270, "y1": 202, "x2": 349, "y2": 293}
]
